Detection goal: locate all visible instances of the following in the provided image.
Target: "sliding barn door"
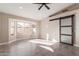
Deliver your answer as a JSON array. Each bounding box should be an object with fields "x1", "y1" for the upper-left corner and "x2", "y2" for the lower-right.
[{"x1": 60, "y1": 15, "x2": 74, "y2": 45}]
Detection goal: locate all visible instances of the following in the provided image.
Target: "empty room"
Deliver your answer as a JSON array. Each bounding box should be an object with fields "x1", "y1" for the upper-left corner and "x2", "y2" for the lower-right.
[{"x1": 0, "y1": 3, "x2": 79, "y2": 56}]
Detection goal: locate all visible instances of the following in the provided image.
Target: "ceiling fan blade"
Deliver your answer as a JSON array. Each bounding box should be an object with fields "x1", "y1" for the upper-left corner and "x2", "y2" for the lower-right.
[
  {"x1": 33, "y1": 3, "x2": 50, "y2": 4},
  {"x1": 44, "y1": 4, "x2": 50, "y2": 10},
  {"x1": 38, "y1": 4, "x2": 44, "y2": 10},
  {"x1": 33, "y1": 3, "x2": 43, "y2": 4}
]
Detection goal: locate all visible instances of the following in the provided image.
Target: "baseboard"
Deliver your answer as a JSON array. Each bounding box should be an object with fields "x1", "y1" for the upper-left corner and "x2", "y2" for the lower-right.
[
  {"x1": 8, "y1": 38, "x2": 27, "y2": 44},
  {"x1": 0, "y1": 42, "x2": 8, "y2": 45},
  {"x1": 74, "y1": 44, "x2": 79, "y2": 47},
  {"x1": 8, "y1": 39, "x2": 16, "y2": 44},
  {"x1": 0, "y1": 38, "x2": 30, "y2": 45},
  {"x1": 0, "y1": 40, "x2": 16, "y2": 45}
]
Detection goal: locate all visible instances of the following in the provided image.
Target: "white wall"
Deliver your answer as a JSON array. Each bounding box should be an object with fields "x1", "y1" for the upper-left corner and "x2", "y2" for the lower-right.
[
  {"x1": 40, "y1": 19, "x2": 59, "y2": 42},
  {"x1": 40, "y1": 9, "x2": 79, "y2": 47}
]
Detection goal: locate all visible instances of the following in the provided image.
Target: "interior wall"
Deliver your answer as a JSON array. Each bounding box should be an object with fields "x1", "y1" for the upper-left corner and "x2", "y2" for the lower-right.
[
  {"x1": 40, "y1": 9, "x2": 79, "y2": 47},
  {"x1": 0, "y1": 12, "x2": 40, "y2": 44},
  {"x1": 40, "y1": 19, "x2": 59, "y2": 42},
  {"x1": 0, "y1": 14, "x2": 8, "y2": 44},
  {"x1": 49, "y1": 20, "x2": 59, "y2": 42}
]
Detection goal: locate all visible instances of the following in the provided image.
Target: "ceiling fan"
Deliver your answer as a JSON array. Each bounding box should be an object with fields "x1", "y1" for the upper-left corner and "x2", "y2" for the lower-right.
[{"x1": 34, "y1": 3, "x2": 51, "y2": 10}]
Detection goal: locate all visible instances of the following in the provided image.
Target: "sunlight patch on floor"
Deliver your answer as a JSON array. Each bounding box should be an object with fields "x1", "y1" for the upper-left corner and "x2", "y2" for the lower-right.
[
  {"x1": 39, "y1": 45, "x2": 54, "y2": 52},
  {"x1": 28, "y1": 39, "x2": 56, "y2": 46}
]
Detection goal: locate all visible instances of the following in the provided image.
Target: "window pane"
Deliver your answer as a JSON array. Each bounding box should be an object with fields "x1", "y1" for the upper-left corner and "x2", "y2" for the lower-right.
[
  {"x1": 61, "y1": 35, "x2": 72, "y2": 44},
  {"x1": 61, "y1": 27, "x2": 72, "y2": 34},
  {"x1": 61, "y1": 18, "x2": 72, "y2": 26}
]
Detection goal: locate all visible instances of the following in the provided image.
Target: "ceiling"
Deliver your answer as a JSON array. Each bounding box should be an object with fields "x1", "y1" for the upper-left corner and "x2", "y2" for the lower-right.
[{"x1": 0, "y1": 3, "x2": 73, "y2": 20}]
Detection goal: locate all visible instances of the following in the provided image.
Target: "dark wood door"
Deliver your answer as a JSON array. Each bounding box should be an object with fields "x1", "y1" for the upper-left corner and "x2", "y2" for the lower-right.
[{"x1": 60, "y1": 15, "x2": 74, "y2": 45}]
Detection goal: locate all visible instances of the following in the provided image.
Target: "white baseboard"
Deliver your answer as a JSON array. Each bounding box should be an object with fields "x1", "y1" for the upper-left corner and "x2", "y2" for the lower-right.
[
  {"x1": 0, "y1": 42, "x2": 8, "y2": 45},
  {"x1": 0, "y1": 40, "x2": 16, "y2": 45},
  {"x1": 0, "y1": 38, "x2": 29, "y2": 45},
  {"x1": 8, "y1": 38, "x2": 27, "y2": 44},
  {"x1": 8, "y1": 39, "x2": 16, "y2": 44},
  {"x1": 74, "y1": 44, "x2": 79, "y2": 47}
]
